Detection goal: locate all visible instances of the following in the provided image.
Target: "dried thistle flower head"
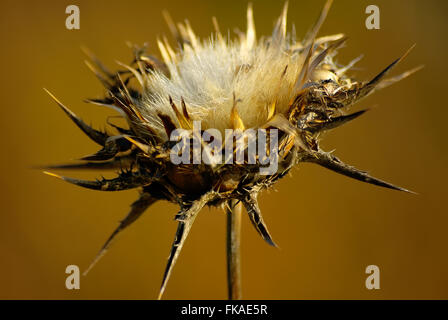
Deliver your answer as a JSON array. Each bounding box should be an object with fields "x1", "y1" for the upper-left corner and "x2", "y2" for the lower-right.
[{"x1": 44, "y1": 1, "x2": 419, "y2": 299}]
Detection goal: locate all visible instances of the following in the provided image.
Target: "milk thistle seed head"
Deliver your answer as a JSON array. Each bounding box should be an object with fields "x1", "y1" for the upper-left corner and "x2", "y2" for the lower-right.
[{"x1": 44, "y1": 0, "x2": 419, "y2": 299}]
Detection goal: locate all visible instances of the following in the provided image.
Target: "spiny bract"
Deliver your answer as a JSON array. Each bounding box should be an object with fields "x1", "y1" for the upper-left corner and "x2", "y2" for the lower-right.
[{"x1": 45, "y1": 0, "x2": 418, "y2": 299}]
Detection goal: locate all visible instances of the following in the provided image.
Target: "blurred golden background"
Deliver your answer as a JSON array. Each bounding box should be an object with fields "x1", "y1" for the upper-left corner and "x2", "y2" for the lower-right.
[{"x1": 1, "y1": 0, "x2": 447, "y2": 299}]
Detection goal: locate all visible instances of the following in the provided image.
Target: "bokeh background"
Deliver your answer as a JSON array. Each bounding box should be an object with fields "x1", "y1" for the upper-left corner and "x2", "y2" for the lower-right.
[{"x1": 1, "y1": 0, "x2": 447, "y2": 299}]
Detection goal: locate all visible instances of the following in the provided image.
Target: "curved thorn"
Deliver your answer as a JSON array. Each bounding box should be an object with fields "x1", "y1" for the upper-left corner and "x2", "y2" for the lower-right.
[
  {"x1": 79, "y1": 149, "x2": 117, "y2": 161},
  {"x1": 241, "y1": 192, "x2": 278, "y2": 247},
  {"x1": 375, "y1": 65, "x2": 423, "y2": 91},
  {"x1": 304, "y1": 150, "x2": 416, "y2": 194},
  {"x1": 107, "y1": 121, "x2": 132, "y2": 136},
  {"x1": 309, "y1": 109, "x2": 368, "y2": 133},
  {"x1": 83, "y1": 193, "x2": 157, "y2": 276},
  {"x1": 44, "y1": 171, "x2": 152, "y2": 191},
  {"x1": 78, "y1": 135, "x2": 132, "y2": 161},
  {"x1": 44, "y1": 89, "x2": 108, "y2": 146},
  {"x1": 364, "y1": 45, "x2": 416, "y2": 94},
  {"x1": 158, "y1": 192, "x2": 216, "y2": 300},
  {"x1": 38, "y1": 157, "x2": 134, "y2": 171}
]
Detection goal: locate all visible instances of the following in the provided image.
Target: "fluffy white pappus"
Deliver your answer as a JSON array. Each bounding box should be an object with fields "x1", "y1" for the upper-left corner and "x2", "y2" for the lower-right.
[{"x1": 135, "y1": 3, "x2": 345, "y2": 139}]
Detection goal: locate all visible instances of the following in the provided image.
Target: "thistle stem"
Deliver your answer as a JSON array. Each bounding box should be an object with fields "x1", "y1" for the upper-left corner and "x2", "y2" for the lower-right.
[{"x1": 226, "y1": 200, "x2": 242, "y2": 300}]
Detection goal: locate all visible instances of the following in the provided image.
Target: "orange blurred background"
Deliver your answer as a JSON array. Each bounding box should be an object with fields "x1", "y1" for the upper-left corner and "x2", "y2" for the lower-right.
[{"x1": 1, "y1": 0, "x2": 447, "y2": 299}]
